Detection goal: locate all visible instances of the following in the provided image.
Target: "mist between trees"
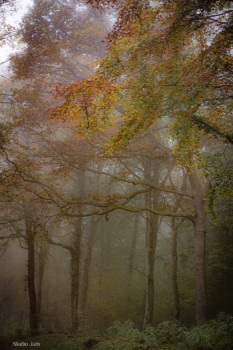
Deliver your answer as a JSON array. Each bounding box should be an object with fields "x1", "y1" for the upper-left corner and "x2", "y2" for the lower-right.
[{"x1": 0, "y1": 0, "x2": 233, "y2": 347}]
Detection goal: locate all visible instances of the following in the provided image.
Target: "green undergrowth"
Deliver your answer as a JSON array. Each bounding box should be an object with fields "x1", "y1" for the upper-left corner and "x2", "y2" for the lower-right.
[
  {"x1": 1, "y1": 313, "x2": 232, "y2": 350},
  {"x1": 94, "y1": 313, "x2": 233, "y2": 350}
]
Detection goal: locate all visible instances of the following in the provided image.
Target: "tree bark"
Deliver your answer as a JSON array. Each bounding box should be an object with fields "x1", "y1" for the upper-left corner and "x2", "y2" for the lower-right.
[
  {"x1": 193, "y1": 204, "x2": 207, "y2": 324},
  {"x1": 142, "y1": 158, "x2": 160, "y2": 329},
  {"x1": 171, "y1": 217, "x2": 180, "y2": 320},
  {"x1": 36, "y1": 243, "x2": 48, "y2": 326},
  {"x1": 71, "y1": 169, "x2": 85, "y2": 331},
  {"x1": 25, "y1": 211, "x2": 38, "y2": 334},
  {"x1": 71, "y1": 230, "x2": 81, "y2": 331},
  {"x1": 128, "y1": 214, "x2": 139, "y2": 274},
  {"x1": 189, "y1": 171, "x2": 208, "y2": 324},
  {"x1": 81, "y1": 216, "x2": 98, "y2": 314},
  {"x1": 143, "y1": 213, "x2": 158, "y2": 328},
  {"x1": 46, "y1": 237, "x2": 81, "y2": 331}
]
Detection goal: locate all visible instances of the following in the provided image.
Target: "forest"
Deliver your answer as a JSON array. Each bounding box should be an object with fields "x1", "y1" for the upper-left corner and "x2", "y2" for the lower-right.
[{"x1": 0, "y1": 0, "x2": 233, "y2": 349}]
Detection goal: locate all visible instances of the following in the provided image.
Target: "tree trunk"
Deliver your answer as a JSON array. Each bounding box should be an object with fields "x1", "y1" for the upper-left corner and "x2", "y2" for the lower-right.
[
  {"x1": 142, "y1": 158, "x2": 160, "y2": 329},
  {"x1": 46, "y1": 236, "x2": 81, "y2": 331},
  {"x1": 36, "y1": 243, "x2": 48, "y2": 326},
  {"x1": 193, "y1": 204, "x2": 207, "y2": 324},
  {"x1": 189, "y1": 171, "x2": 208, "y2": 324},
  {"x1": 127, "y1": 215, "x2": 139, "y2": 309},
  {"x1": 25, "y1": 217, "x2": 38, "y2": 334},
  {"x1": 171, "y1": 217, "x2": 180, "y2": 320},
  {"x1": 80, "y1": 216, "x2": 97, "y2": 314},
  {"x1": 143, "y1": 213, "x2": 158, "y2": 328},
  {"x1": 128, "y1": 215, "x2": 139, "y2": 274},
  {"x1": 71, "y1": 169, "x2": 85, "y2": 331},
  {"x1": 71, "y1": 236, "x2": 80, "y2": 331}
]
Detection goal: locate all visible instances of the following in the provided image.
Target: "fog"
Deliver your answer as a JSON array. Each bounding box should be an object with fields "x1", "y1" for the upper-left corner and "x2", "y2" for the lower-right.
[{"x1": 0, "y1": 1, "x2": 233, "y2": 349}]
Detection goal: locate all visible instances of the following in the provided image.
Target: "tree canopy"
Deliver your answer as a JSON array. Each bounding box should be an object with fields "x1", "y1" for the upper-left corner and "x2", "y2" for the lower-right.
[{"x1": 52, "y1": 0, "x2": 233, "y2": 166}]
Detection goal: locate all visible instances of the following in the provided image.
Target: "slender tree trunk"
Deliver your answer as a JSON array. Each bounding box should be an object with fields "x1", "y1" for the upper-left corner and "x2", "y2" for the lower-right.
[
  {"x1": 98, "y1": 219, "x2": 105, "y2": 304},
  {"x1": 71, "y1": 169, "x2": 85, "y2": 331},
  {"x1": 128, "y1": 215, "x2": 139, "y2": 274},
  {"x1": 80, "y1": 216, "x2": 97, "y2": 315},
  {"x1": 71, "y1": 246, "x2": 80, "y2": 330},
  {"x1": 193, "y1": 202, "x2": 207, "y2": 324},
  {"x1": 71, "y1": 216, "x2": 83, "y2": 331},
  {"x1": 168, "y1": 169, "x2": 187, "y2": 320},
  {"x1": 142, "y1": 159, "x2": 160, "y2": 329},
  {"x1": 171, "y1": 217, "x2": 180, "y2": 320},
  {"x1": 127, "y1": 215, "x2": 139, "y2": 310},
  {"x1": 80, "y1": 175, "x2": 101, "y2": 315},
  {"x1": 25, "y1": 215, "x2": 38, "y2": 334},
  {"x1": 36, "y1": 243, "x2": 48, "y2": 326},
  {"x1": 143, "y1": 214, "x2": 158, "y2": 328},
  {"x1": 46, "y1": 237, "x2": 81, "y2": 331},
  {"x1": 189, "y1": 171, "x2": 208, "y2": 324}
]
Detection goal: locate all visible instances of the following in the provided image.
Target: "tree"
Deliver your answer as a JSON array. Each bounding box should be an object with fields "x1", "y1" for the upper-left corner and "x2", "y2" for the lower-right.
[
  {"x1": 0, "y1": 183, "x2": 53, "y2": 334},
  {"x1": 1, "y1": 0, "x2": 232, "y2": 332},
  {"x1": 142, "y1": 156, "x2": 161, "y2": 328},
  {"x1": 52, "y1": 0, "x2": 232, "y2": 154},
  {"x1": 189, "y1": 170, "x2": 208, "y2": 324},
  {"x1": 50, "y1": 0, "x2": 233, "y2": 325},
  {"x1": 11, "y1": 0, "x2": 109, "y2": 83},
  {"x1": 5, "y1": 1, "x2": 112, "y2": 331}
]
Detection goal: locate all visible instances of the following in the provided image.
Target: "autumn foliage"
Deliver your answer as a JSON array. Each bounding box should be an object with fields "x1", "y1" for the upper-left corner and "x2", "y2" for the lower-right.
[{"x1": 50, "y1": 0, "x2": 233, "y2": 167}]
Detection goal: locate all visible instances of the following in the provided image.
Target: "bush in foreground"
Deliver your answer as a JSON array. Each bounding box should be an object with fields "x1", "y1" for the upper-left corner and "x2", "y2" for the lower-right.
[{"x1": 1, "y1": 313, "x2": 232, "y2": 349}]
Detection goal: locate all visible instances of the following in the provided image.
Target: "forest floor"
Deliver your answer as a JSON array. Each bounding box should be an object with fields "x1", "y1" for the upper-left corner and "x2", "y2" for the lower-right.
[{"x1": 0, "y1": 314, "x2": 233, "y2": 350}]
